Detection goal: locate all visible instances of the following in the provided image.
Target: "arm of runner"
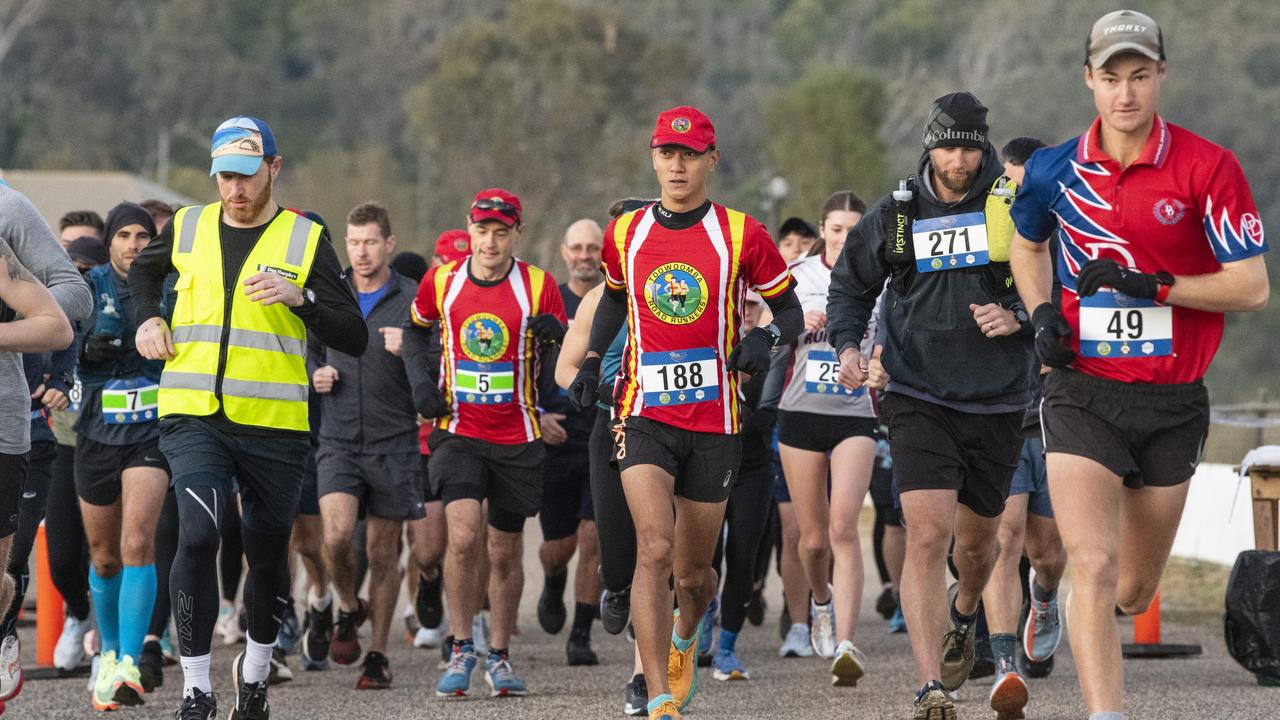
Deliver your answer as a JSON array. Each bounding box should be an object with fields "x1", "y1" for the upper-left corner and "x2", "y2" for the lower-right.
[
  {"x1": 556, "y1": 284, "x2": 602, "y2": 390},
  {"x1": 1161, "y1": 255, "x2": 1268, "y2": 312},
  {"x1": 0, "y1": 188, "x2": 92, "y2": 323},
  {"x1": 827, "y1": 205, "x2": 891, "y2": 386},
  {"x1": 0, "y1": 241, "x2": 74, "y2": 352},
  {"x1": 128, "y1": 216, "x2": 176, "y2": 325},
  {"x1": 290, "y1": 233, "x2": 369, "y2": 357},
  {"x1": 403, "y1": 267, "x2": 446, "y2": 418}
]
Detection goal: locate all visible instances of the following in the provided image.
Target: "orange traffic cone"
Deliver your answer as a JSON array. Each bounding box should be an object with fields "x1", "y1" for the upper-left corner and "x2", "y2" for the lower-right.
[
  {"x1": 1122, "y1": 590, "x2": 1201, "y2": 658},
  {"x1": 34, "y1": 523, "x2": 64, "y2": 668}
]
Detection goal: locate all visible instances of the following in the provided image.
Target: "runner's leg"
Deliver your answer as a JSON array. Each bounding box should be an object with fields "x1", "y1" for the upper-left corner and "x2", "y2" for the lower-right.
[
  {"x1": 828, "y1": 436, "x2": 875, "y2": 643},
  {"x1": 899, "y1": 488, "x2": 959, "y2": 684}
]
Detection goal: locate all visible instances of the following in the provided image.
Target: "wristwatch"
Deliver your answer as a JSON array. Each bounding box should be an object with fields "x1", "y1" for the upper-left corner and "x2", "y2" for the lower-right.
[
  {"x1": 1155, "y1": 271, "x2": 1175, "y2": 304},
  {"x1": 760, "y1": 322, "x2": 782, "y2": 348},
  {"x1": 301, "y1": 287, "x2": 317, "y2": 308}
]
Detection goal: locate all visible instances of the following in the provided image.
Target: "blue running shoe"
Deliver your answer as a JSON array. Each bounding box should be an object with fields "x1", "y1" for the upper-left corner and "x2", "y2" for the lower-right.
[
  {"x1": 889, "y1": 607, "x2": 907, "y2": 634},
  {"x1": 711, "y1": 647, "x2": 749, "y2": 681},
  {"x1": 276, "y1": 603, "x2": 300, "y2": 655},
  {"x1": 435, "y1": 643, "x2": 477, "y2": 697},
  {"x1": 484, "y1": 653, "x2": 528, "y2": 697},
  {"x1": 696, "y1": 595, "x2": 719, "y2": 665}
]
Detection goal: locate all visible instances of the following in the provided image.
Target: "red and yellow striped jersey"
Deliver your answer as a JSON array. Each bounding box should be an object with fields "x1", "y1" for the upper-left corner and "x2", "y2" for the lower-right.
[
  {"x1": 411, "y1": 258, "x2": 565, "y2": 445},
  {"x1": 602, "y1": 203, "x2": 791, "y2": 435}
]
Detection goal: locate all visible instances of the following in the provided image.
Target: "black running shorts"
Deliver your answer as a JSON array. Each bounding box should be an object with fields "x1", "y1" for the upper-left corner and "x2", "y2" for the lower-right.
[
  {"x1": 539, "y1": 446, "x2": 593, "y2": 541},
  {"x1": 612, "y1": 415, "x2": 741, "y2": 504},
  {"x1": 1041, "y1": 368, "x2": 1209, "y2": 489},
  {"x1": 776, "y1": 410, "x2": 878, "y2": 453},
  {"x1": 427, "y1": 429, "x2": 544, "y2": 533},
  {"x1": 74, "y1": 435, "x2": 171, "y2": 506}
]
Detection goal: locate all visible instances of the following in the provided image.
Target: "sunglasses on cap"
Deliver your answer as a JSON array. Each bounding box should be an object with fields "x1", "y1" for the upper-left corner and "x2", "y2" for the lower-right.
[{"x1": 471, "y1": 198, "x2": 520, "y2": 217}]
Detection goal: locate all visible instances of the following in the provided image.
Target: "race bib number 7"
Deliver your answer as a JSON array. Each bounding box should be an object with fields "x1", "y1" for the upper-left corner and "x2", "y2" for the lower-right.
[
  {"x1": 1078, "y1": 292, "x2": 1172, "y2": 358},
  {"x1": 102, "y1": 377, "x2": 159, "y2": 425},
  {"x1": 639, "y1": 348, "x2": 719, "y2": 406},
  {"x1": 913, "y1": 212, "x2": 990, "y2": 273}
]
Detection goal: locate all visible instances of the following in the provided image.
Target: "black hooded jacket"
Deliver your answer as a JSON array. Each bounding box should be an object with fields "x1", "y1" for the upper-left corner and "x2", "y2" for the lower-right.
[{"x1": 826, "y1": 145, "x2": 1035, "y2": 409}]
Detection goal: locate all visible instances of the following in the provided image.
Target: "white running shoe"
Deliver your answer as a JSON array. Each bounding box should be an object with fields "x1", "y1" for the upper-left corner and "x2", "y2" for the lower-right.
[
  {"x1": 54, "y1": 614, "x2": 91, "y2": 671},
  {"x1": 779, "y1": 623, "x2": 814, "y2": 658},
  {"x1": 0, "y1": 634, "x2": 22, "y2": 700},
  {"x1": 217, "y1": 604, "x2": 245, "y2": 645},
  {"x1": 830, "y1": 640, "x2": 867, "y2": 687},
  {"x1": 415, "y1": 625, "x2": 444, "y2": 649},
  {"x1": 472, "y1": 611, "x2": 490, "y2": 655},
  {"x1": 809, "y1": 586, "x2": 837, "y2": 658}
]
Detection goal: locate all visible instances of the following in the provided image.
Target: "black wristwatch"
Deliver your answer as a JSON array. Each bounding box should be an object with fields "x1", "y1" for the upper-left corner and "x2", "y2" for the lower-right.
[
  {"x1": 759, "y1": 322, "x2": 782, "y2": 348},
  {"x1": 301, "y1": 287, "x2": 317, "y2": 308},
  {"x1": 1155, "y1": 271, "x2": 1175, "y2": 303}
]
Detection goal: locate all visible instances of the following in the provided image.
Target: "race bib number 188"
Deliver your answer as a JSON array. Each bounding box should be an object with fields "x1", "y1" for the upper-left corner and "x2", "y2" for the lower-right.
[
  {"x1": 639, "y1": 348, "x2": 719, "y2": 406},
  {"x1": 1077, "y1": 292, "x2": 1172, "y2": 358}
]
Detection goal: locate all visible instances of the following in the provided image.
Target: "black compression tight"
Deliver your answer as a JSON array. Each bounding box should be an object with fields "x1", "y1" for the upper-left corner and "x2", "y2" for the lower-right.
[
  {"x1": 2, "y1": 442, "x2": 55, "y2": 634},
  {"x1": 220, "y1": 497, "x2": 243, "y2": 602},
  {"x1": 44, "y1": 442, "x2": 91, "y2": 620},
  {"x1": 148, "y1": 489, "x2": 179, "y2": 637},
  {"x1": 872, "y1": 508, "x2": 891, "y2": 586},
  {"x1": 716, "y1": 466, "x2": 775, "y2": 634},
  {"x1": 589, "y1": 407, "x2": 635, "y2": 592}
]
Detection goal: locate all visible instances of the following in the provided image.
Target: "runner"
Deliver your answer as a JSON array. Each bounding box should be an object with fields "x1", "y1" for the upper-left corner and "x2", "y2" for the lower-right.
[
  {"x1": 567, "y1": 106, "x2": 802, "y2": 720},
  {"x1": 74, "y1": 203, "x2": 172, "y2": 711},
  {"x1": 130, "y1": 116, "x2": 368, "y2": 720},
  {"x1": 826, "y1": 92, "x2": 1036, "y2": 720},
  {"x1": 403, "y1": 188, "x2": 566, "y2": 699},
  {"x1": 58, "y1": 210, "x2": 106, "y2": 249},
  {"x1": 1010, "y1": 11, "x2": 1269, "y2": 720},
  {"x1": 776, "y1": 190, "x2": 879, "y2": 685},
  {"x1": 775, "y1": 218, "x2": 819, "y2": 264}
]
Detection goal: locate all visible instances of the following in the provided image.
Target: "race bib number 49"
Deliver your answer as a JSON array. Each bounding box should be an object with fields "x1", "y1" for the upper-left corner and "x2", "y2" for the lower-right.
[
  {"x1": 804, "y1": 350, "x2": 864, "y2": 396},
  {"x1": 102, "y1": 377, "x2": 159, "y2": 425},
  {"x1": 639, "y1": 348, "x2": 719, "y2": 406},
  {"x1": 1078, "y1": 292, "x2": 1172, "y2": 358},
  {"x1": 455, "y1": 360, "x2": 514, "y2": 404},
  {"x1": 913, "y1": 212, "x2": 990, "y2": 273}
]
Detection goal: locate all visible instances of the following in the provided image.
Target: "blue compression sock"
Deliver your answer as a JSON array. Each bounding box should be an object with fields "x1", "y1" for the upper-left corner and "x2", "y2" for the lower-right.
[
  {"x1": 119, "y1": 564, "x2": 157, "y2": 662},
  {"x1": 89, "y1": 566, "x2": 123, "y2": 656},
  {"x1": 718, "y1": 628, "x2": 738, "y2": 653}
]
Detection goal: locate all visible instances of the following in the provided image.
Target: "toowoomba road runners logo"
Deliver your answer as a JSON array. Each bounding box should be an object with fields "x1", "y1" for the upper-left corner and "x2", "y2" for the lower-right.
[
  {"x1": 460, "y1": 313, "x2": 509, "y2": 362},
  {"x1": 644, "y1": 262, "x2": 708, "y2": 325}
]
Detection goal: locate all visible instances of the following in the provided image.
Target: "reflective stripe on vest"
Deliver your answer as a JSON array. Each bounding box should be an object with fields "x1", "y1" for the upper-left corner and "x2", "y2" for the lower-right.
[{"x1": 159, "y1": 203, "x2": 320, "y2": 431}]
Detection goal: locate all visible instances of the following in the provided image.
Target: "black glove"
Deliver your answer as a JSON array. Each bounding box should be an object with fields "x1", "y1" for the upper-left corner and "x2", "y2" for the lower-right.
[
  {"x1": 1076, "y1": 259, "x2": 1158, "y2": 299},
  {"x1": 82, "y1": 333, "x2": 122, "y2": 365},
  {"x1": 726, "y1": 327, "x2": 775, "y2": 375},
  {"x1": 413, "y1": 381, "x2": 447, "y2": 420},
  {"x1": 1031, "y1": 303, "x2": 1075, "y2": 368},
  {"x1": 568, "y1": 355, "x2": 601, "y2": 411},
  {"x1": 527, "y1": 314, "x2": 566, "y2": 345}
]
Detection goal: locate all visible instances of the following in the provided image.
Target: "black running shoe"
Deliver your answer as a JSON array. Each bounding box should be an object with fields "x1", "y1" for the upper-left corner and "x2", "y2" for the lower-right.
[
  {"x1": 778, "y1": 605, "x2": 791, "y2": 642},
  {"x1": 537, "y1": 576, "x2": 568, "y2": 635},
  {"x1": 301, "y1": 603, "x2": 332, "y2": 671},
  {"x1": 356, "y1": 651, "x2": 392, "y2": 689},
  {"x1": 268, "y1": 648, "x2": 293, "y2": 685},
  {"x1": 876, "y1": 586, "x2": 898, "y2": 620},
  {"x1": 229, "y1": 652, "x2": 270, "y2": 720},
  {"x1": 599, "y1": 588, "x2": 630, "y2": 636},
  {"x1": 623, "y1": 673, "x2": 647, "y2": 717},
  {"x1": 417, "y1": 572, "x2": 444, "y2": 630},
  {"x1": 176, "y1": 688, "x2": 218, "y2": 720},
  {"x1": 139, "y1": 639, "x2": 165, "y2": 692},
  {"x1": 330, "y1": 599, "x2": 368, "y2": 666},
  {"x1": 566, "y1": 630, "x2": 598, "y2": 666}
]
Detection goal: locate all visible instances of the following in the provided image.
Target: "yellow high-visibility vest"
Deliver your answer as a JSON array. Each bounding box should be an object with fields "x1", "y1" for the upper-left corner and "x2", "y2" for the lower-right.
[{"x1": 159, "y1": 203, "x2": 321, "y2": 431}]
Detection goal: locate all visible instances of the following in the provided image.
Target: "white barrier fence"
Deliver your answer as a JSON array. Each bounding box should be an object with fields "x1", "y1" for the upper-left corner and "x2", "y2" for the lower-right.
[{"x1": 1171, "y1": 462, "x2": 1257, "y2": 566}]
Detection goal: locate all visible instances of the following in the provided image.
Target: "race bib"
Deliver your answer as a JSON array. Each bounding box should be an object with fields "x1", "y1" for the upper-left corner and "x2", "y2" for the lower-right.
[
  {"x1": 454, "y1": 361, "x2": 515, "y2": 404},
  {"x1": 913, "y1": 212, "x2": 990, "y2": 273},
  {"x1": 101, "y1": 377, "x2": 159, "y2": 425},
  {"x1": 804, "y1": 350, "x2": 864, "y2": 396},
  {"x1": 639, "y1": 348, "x2": 719, "y2": 406},
  {"x1": 1077, "y1": 292, "x2": 1172, "y2": 358},
  {"x1": 68, "y1": 374, "x2": 82, "y2": 412}
]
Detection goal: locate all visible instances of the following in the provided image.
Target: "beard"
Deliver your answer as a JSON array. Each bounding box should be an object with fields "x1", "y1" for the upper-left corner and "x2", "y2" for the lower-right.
[
  {"x1": 223, "y1": 173, "x2": 274, "y2": 224},
  {"x1": 932, "y1": 161, "x2": 977, "y2": 197}
]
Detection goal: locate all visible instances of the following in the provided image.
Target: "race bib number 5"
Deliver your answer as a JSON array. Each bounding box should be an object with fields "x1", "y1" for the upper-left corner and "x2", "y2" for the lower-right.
[
  {"x1": 913, "y1": 211, "x2": 990, "y2": 273},
  {"x1": 805, "y1": 350, "x2": 864, "y2": 396},
  {"x1": 640, "y1": 348, "x2": 719, "y2": 406},
  {"x1": 1078, "y1": 291, "x2": 1172, "y2": 358},
  {"x1": 455, "y1": 360, "x2": 514, "y2": 404},
  {"x1": 102, "y1": 377, "x2": 159, "y2": 425}
]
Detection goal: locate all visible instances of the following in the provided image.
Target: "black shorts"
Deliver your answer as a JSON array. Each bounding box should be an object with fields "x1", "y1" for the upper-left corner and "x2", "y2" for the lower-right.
[
  {"x1": 612, "y1": 416, "x2": 741, "y2": 504},
  {"x1": 776, "y1": 410, "x2": 878, "y2": 453},
  {"x1": 298, "y1": 445, "x2": 320, "y2": 516},
  {"x1": 540, "y1": 446, "x2": 594, "y2": 541},
  {"x1": 879, "y1": 392, "x2": 1022, "y2": 519},
  {"x1": 419, "y1": 454, "x2": 440, "y2": 503},
  {"x1": 428, "y1": 430, "x2": 544, "y2": 533},
  {"x1": 74, "y1": 435, "x2": 171, "y2": 506},
  {"x1": 0, "y1": 452, "x2": 27, "y2": 537},
  {"x1": 1041, "y1": 368, "x2": 1209, "y2": 489},
  {"x1": 316, "y1": 446, "x2": 426, "y2": 521}
]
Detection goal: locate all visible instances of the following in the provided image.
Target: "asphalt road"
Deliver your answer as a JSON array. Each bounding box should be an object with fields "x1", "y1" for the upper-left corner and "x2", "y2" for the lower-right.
[{"x1": 14, "y1": 526, "x2": 1275, "y2": 720}]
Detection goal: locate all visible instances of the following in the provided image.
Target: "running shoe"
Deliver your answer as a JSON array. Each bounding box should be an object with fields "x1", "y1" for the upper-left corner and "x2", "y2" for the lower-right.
[
  {"x1": 485, "y1": 652, "x2": 528, "y2": 697},
  {"x1": 472, "y1": 611, "x2": 490, "y2": 655},
  {"x1": 830, "y1": 640, "x2": 867, "y2": 687},
  {"x1": 746, "y1": 587, "x2": 766, "y2": 627},
  {"x1": 711, "y1": 647, "x2": 749, "y2": 681},
  {"x1": 888, "y1": 606, "x2": 907, "y2": 634},
  {"x1": 988, "y1": 657, "x2": 1028, "y2": 720},
  {"x1": 54, "y1": 614, "x2": 90, "y2": 671},
  {"x1": 229, "y1": 651, "x2": 270, "y2": 720},
  {"x1": 566, "y1": 629, "x2": 598, "y2": 666},
  {"x1": 1016, "y1": 646, "x2": 1054, "y2": 679},
  {"x1": 414, "y1": 624, "x2": 444, "y2": 649},
  {"x1": 356, "y1": 650, "x2": 392, "y2": 689},
  {"x1": 0, "y1": 634, "x2": 21, "y2": 701},
  {"x1": 417, "y1": 573, "x2": 444, "y2": 630},
  {"x1": 940, "y1": 584, "x2": 976, "y2": 692},
  {"x1": 809, "y1": 586, "x2": 837, "y2": 658},
  {"x1": 435, "y1": 642, "x2": 477, "y2": 697},
  {"x1": 600, "y1": 588, "x2": 631, "y2": 636},
  {"x1": 175, "y1": 688, "x2": 218, "y2": 720},
  {"x1": 913, "y1": 679, "x2": 956, "y2": 720},
  {"x1": 111, "y1": 654, "x2": 145, "y2": 706},
  {"x1": 160, "y1": 628, "x2": 178, "y2": 664},
  {"x1": 330, "y1": 599, "x2": 368, "y2": 665},
  {"x1": 218, "y1": 604, "x2": 246, "y2": 645},
  {"x1": 276, "y1": 602, "x2": 300, "y2": 655},
  {"x1": 696, "y1": 595, "x2": 719, "y2": 667},
  {"x1": 138, "y1": 639, "x2": 164, "y2": 692},
  {"x1": 268, "y1": 648, "x2": 293, "y2": 684},
  {"x1": 1022, "y1": 568, "x2": 1062, "y2": 662},
  {"x1": 779, "y1": 623, "x2": 814, "y2": 658},
  {"x1": 301, "y1": 602, "x2": 332, "y2": 670},
  {"x1": 537, "y1": 574, "x2": 568, "y2": 635},
  {"x1": 648, "y1": 697, "x2": 682, "y2": 720},
  {"x1": 875, "y1": 586, "x2": 898, "y2": 620},
  {"x1": 92, "y1": 651, "x2": 119, "y2": 712},
  {"x1": 667, "y1": 611, "x2": 699, "y2": 710},
  {"x1": 624, "y1": 673, "x2": 648, "y2": 716},
  {"x1": 87, "y1": 652, "x2": 100, "y2": 693},
  {"x1": 403, "y1": 603, "x2": 421, "y2": 640}
]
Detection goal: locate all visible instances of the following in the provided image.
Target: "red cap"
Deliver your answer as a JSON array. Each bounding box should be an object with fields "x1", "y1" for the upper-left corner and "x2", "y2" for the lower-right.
[
  {"x1": 650, "y1": 106, "x2": 716, "y2": 153},
  {"x1": 468, "y1": 188, "x2": 522, "y2": 227},
  {"x1": 434, "y1": 229, "x2": 471, "y2": 265}
]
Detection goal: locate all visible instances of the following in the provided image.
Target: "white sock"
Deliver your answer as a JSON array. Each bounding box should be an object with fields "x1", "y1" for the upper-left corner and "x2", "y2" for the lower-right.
[
  {"x1": 242, "y1": 638, "x2": 275, "y2": 685},
  {"x1": 309, "y1": 590, "x2": 332, "y2": 612},
  {"x1": 1089, "y1": 713, "x2": 1126, "y2": 720},
  {"x1": 181, "y1": 654, "x2": 212, "y2": 697}
]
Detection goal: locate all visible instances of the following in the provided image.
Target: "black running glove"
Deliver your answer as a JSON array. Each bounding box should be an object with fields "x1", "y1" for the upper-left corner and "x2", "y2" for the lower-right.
[
  {"x1": 726, "y1": 327, "x2": 775, "y2": 376},
  {"x1": 82, "y1": 333, "x2": 122, "y2": 365},
  {"x1": 1031, "y1": 303, "x2": 1075, "y2": 368},
  {"x1": 568, "y1": 355, "x2": 601, "y2": 411},
  {"x1": 527, "y1": 314, "x2": 566, "y2": 345},
  {"x1": 1076, "y1": 259, "x2": 1158, "y2": 299},
  {"x1": 413, "y1": 380, "x2": 447, "y2": 420}
]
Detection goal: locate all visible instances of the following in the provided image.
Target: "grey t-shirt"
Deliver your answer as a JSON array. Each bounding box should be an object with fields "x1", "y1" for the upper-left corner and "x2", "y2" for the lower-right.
[{"x1": 0, "y1": 184, "x2": 93, "y2": 453}]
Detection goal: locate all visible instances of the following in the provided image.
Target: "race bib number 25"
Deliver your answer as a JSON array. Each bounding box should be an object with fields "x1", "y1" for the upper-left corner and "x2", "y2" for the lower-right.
[{"x1": 804, "y1": 350, "x2": 864, "y2": 396}]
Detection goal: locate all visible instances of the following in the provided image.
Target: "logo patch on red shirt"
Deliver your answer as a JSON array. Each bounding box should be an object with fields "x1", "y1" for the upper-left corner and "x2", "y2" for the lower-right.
[{"x1": 1152, "y1": 198, "x2": 1186, "y2": 226}]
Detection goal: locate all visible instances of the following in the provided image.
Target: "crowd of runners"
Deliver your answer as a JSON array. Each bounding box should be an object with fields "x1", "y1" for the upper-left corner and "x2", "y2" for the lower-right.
[{"x1": 0, "y1": 9, "x2": 1270, "y2": 720}]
